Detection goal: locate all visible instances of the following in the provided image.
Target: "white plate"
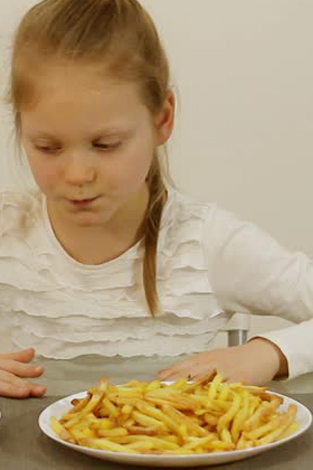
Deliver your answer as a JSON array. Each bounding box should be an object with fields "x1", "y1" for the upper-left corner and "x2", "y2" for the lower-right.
[{"x1": 39, "y1": 391, "x2": 312, "y2": 468}]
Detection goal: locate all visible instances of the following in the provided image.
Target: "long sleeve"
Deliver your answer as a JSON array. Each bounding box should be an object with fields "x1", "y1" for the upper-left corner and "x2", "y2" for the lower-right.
[{"x1": 203, "y1": 204, "x2": 313, "y2": 380}]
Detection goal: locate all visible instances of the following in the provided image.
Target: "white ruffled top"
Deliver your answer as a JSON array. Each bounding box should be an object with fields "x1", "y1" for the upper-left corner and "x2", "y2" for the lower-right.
[
  {"x1": 2, "y1": 187, "x2": 313, "y2": 385},
  {"x1": 0, "y1": 188, "x2": 227, "y2": 361}
]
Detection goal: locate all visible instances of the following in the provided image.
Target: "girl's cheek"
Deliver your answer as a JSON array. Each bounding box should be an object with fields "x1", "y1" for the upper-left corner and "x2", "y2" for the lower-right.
[{"x1": 30, "y1": 161, "x2": 58, "y2": 190}]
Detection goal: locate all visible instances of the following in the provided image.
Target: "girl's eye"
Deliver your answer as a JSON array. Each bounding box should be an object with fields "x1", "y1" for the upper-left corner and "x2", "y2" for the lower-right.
[
  {"x1": 34, "y1": 142, "x2": 120, "y2": 153},
  {"x1": 35, "y1": 146, "x2": 60, "y2": 154},
  {"x1": 94, "y1": 142, "x2": 120, "y2": 151}
]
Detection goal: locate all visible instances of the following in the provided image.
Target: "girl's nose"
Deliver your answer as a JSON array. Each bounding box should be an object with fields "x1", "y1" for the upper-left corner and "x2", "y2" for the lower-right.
[{"x1": 63, "y1": 154, "x2": 96, "y2": 185}]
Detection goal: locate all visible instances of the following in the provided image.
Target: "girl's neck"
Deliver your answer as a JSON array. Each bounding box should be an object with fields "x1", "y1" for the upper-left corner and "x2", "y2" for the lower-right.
[{"x1": 46, "y1": 186, "x2": 149, "y2": 265}]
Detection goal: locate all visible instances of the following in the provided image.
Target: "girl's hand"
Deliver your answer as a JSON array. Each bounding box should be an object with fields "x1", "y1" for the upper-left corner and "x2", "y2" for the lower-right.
[
  {"x1": 156, "y1": 338, "x2": 288, "y2": 386},
  {"x1": 0, "y1": 348, "x2": 46, "y2": 398}
]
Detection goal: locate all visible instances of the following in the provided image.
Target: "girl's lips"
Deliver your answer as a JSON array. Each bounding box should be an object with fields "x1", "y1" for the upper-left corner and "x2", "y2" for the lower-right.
[{"x1": 68, "y1": 197, "x2": 99, "y2": 206}]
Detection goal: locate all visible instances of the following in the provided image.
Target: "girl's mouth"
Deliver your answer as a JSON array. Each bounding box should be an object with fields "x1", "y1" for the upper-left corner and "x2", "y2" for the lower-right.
[{"x1": 68, "y1": 197, "x2": 99, "y2": 207}]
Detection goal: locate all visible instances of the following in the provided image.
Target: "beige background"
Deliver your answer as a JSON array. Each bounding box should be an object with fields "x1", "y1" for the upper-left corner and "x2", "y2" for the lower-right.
[{"x1": 1, "y1": 0, "x2": 313, "y2": 350}]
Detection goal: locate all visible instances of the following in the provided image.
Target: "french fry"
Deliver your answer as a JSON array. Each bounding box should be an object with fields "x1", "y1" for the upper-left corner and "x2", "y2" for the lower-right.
[
  {"x1": 79, "y1": 437, "x2": 137, "y2": 453},
  {"x1": 162, "y1": 404, "x2": 208, "y2": 437},
  {"x1": 243, "y1": 396, "x2": 282, "y2": 432},
  {"x1": 178, "y1": 434, "x2": 215, "y2": 451},
  {"x1": 132, "y1": 410, "x2": 166, "y2": 430},
  {"x1": 167, "y1": 378, "x2": 189, "y2": 390},
  {"x1": 90, "y1": 418, "x2": 112, "y2": 431},
  {"x1": 255, "y1": 405, "x2": 297, "y2": 446},
  {"x1": 124, "y1": 425, "x2": 165, "y2": 436},
  {"x1": 236, "y1": 435, "x2": 254, "y2": 450},
  {"x1": 231, "y1": 390, "x2": 250, "y2": 443},
  {"x1": 208, "y1": 374, "x2": 223, "y2": 401},
  {"x1": 51, "y1": 374, "x2": 299, "y2": 455},
  {"x1": 280, "y1": 421, "x2": 299, "y2": 439},
  {"x1": 97, "y1": 427, "x2": 129, "y2": 438},
  {"x1": 68, "y1": 395, "x2": 90, "y2": 414},
  {"x1": 145, "y1": 389, "x2": 199, "y2": 411},
  {"x1": 203, "y1": 413, "x2": 219, "y2": 427},
  {"x1": 217, "y1": 392, "x2": 241, "y2": 437},
  {"x1": 121, "y1": 404, "x2": 133, "y2": 415},
  {"x1": 50, "y1": 416, "x2": 75, "y2": 442},
  {"x1": 144, "y1": 380, "x2": 163, "y2": 392},
  {"x1": 107, "y1": 434, "x2": 180, "y2": 450}
]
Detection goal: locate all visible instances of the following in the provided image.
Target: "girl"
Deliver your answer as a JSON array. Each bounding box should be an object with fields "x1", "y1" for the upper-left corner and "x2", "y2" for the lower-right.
[{"x1": 0, "y1": 0, "x2": 311, "y2": 399}]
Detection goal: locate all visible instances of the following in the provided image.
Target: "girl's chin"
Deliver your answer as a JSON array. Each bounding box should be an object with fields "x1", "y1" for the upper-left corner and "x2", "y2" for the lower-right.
[{"x1": 68, "y1": 214, "x2": 109, "y2": 227}]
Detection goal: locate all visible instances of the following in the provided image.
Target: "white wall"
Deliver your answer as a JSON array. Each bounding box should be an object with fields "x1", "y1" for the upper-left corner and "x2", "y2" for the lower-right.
[{"x1": 1, "y1": 0, "x2": 313, "y2": 342}]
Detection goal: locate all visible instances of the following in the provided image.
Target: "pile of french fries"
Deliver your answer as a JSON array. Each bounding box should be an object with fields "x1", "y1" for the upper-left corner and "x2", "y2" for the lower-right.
[{"x1": 50, "y1": 374, "x2": 298, "y2": 454}]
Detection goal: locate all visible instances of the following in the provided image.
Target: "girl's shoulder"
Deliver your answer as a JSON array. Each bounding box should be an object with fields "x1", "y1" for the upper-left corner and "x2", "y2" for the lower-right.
[
  {"x1": 166, "y1": 188, "x2": 248, "y2": 235},
  {"x1": 163, "y1": 188, "x2": 222, "y2": 239},
  {"x1": 163, "y1": 188, "x2": 250, "y2": 254},
  {"x1": 160, "y1": 188, "x2": 218, "y2": 257},
  {"x1": 165, "y1": 188, "x2": 216, "y2": 222},
  {"x1": 0, "y1": 188, "x2": 43, "y2": 237}
]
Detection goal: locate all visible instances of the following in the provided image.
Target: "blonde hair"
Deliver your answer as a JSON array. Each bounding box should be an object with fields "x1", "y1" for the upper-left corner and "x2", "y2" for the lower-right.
[{"x1": 7, "y1": 0, "x2": 173, "y2": 316}]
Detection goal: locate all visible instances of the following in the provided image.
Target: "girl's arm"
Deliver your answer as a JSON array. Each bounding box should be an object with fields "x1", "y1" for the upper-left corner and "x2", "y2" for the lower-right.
[
  {"x1": 157, "y1": 204, "x2": 313, "y2": 385},
  {"x1": 203, "y1": 205, "x2": 313, "y2": 382}
]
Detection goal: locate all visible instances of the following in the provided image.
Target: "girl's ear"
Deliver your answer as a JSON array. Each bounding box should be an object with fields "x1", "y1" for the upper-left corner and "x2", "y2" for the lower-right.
[{"x1": 154, "y1": 90, "x2": 175, "y2": 146}]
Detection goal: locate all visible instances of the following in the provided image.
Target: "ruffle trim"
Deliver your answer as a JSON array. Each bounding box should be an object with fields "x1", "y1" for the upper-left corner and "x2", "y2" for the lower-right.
[
  {"x1": 0, "y1": 285, "x2": 221, "y2": 320},
  {"x1": 11, "y1": 328, "x2": 223, "y2": 359},
  {"x1": 10, "y1": 311, "x2": 228, "y2": 343}
]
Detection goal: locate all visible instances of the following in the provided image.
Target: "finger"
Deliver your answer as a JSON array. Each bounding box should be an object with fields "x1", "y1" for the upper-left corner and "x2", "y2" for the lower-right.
[
  {"x1": 0, "y1": 359, "x2": 44, "y2": 378},
  {"x1": 156, "y1": 354, "x2": 207, "y2": 381},
  {"x1": 156, "y1": 368, "x2": 193, "y2": 381},
  {"x1": 157, "y1": 360, "x2": 201, "y2": 381},
  {"x1": 156, "y1": 369, "x2": 176, "y2": 381},
  {"x1": 165, "y1": 372, "x2": 191, "y2": 381},
  {"x1": 163, "y1": 363, "x2": 216, "y2": 382},
  {"x1": 156, "y1": 365, "x2": 189, "y2": 381},
  {"x1": 0, "y1": 381, "x2": 32, "y2": 399},
  {"x1": 0, "y1": 380, "x2": 46, "y2": 399},
  {"x1": 0, "y1": 369, "x2": 34, "y2": 389},
  {"x1": 194, "y1": 369, "x2": 217, "y2": 383},
  {"x1": 0, "y1": 348, "x2": 35, "y2": 363},
  {"x1": 157, "y1": 369, "x2": 190, "y2": 381},
  {"x1": 19, "y1": 380, "x2": 46, "y2": 397},
  {"x1": 30, "y1": 384, "x2": 47, "y2": 397},
  {"x1": 0, "y1": 370, "x2": 46, "y2": 395}
]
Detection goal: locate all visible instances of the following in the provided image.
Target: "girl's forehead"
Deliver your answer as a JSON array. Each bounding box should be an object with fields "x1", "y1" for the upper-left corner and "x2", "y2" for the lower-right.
[
  {"x1": 32, "y1": 62, "x2": 133, "y2": 96},
  {"x1": 20, "y1": 66, "x2": 147, "y2": 122},
  {"x1": 20, "y1": 63, "x2": 153, "y2": 138}
]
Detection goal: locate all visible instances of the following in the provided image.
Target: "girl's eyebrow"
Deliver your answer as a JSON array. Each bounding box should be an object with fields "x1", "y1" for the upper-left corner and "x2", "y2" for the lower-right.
[
  {"x1": 92, "y1": 127, "x2": 133, "y2": 138},
  {"x1": 28, "y1": 131, "x2": 59, "y2": 140},
  {"x1": 29, "y1": 126, "x2": 133, "y2": 141}
]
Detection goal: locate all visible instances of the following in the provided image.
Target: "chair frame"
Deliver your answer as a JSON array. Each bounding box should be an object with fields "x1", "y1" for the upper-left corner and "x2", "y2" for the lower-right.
[{"x1": 225, "y1": 313, "x2": 250, "y2": 346}]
